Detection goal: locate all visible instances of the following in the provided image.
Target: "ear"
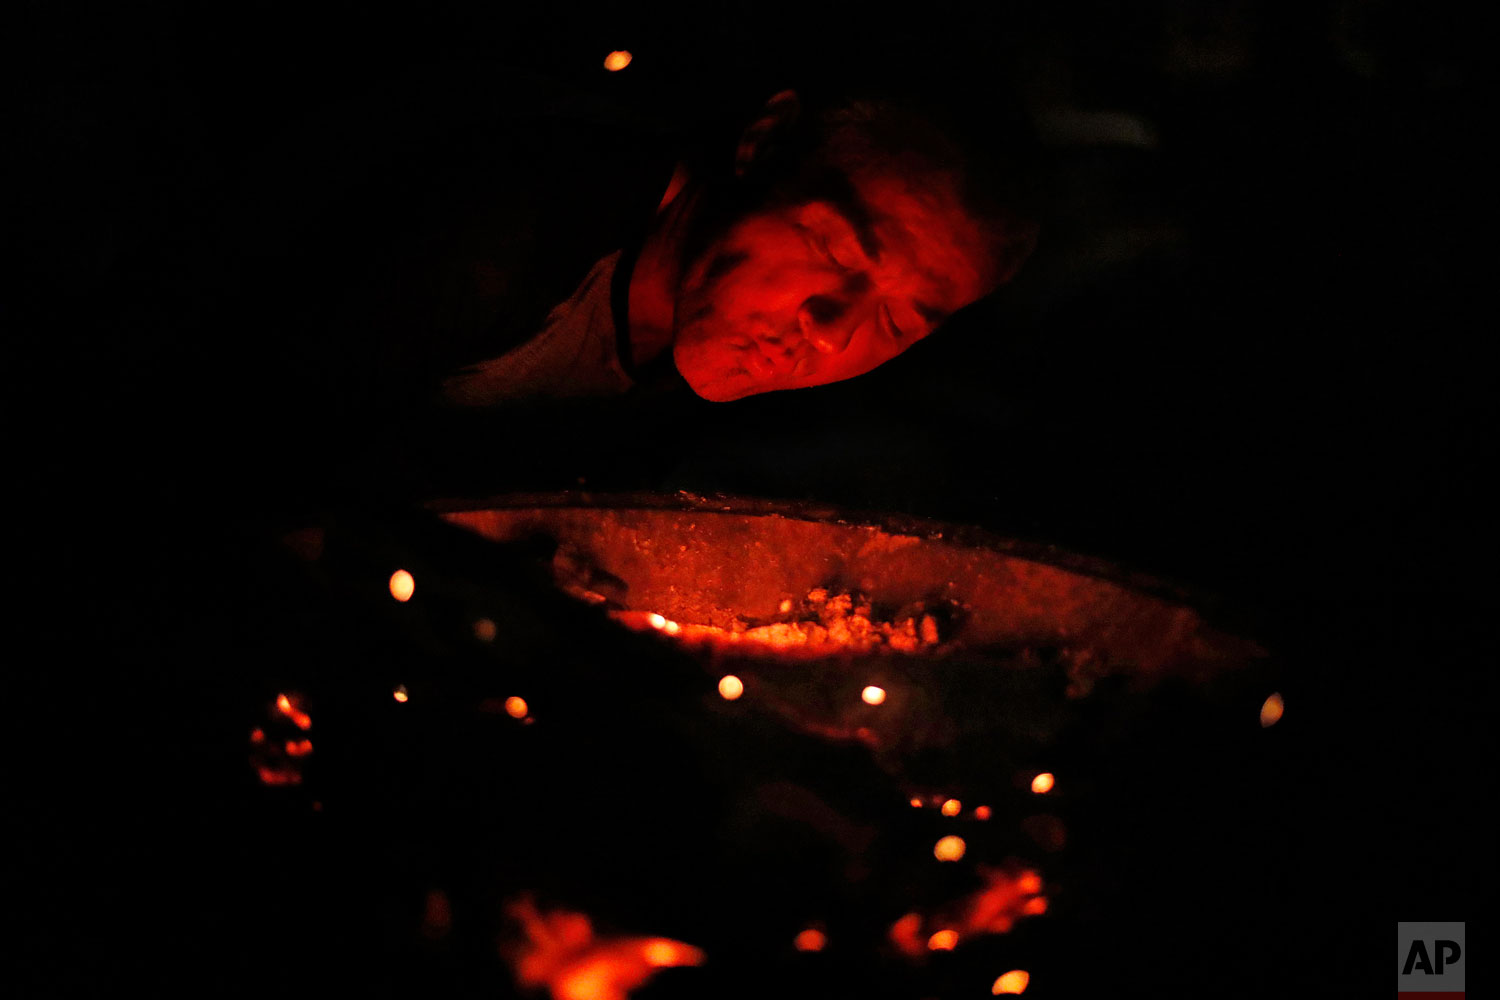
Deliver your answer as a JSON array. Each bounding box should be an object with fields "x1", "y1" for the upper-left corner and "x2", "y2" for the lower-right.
[{"x1": 735, "y1": 89, "x2": 802, "y2": 179}]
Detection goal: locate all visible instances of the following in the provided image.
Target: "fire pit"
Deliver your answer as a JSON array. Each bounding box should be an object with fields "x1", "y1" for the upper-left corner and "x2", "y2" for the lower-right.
[
  {"x1": 269, "y1": 492, "x2": 1283, "y2": 999},
  {"x1": 437, "y1": 491, "x2": 1262, "y2": 681}
]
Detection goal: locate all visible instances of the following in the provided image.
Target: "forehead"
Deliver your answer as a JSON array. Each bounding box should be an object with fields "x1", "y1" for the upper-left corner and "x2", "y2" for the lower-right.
[{"x1": 843, "y1": 169, "x2": 992, "y2": 311}]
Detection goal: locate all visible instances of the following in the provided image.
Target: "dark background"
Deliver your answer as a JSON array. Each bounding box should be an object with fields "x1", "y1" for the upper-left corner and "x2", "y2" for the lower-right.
[{"x1": 15, "y1": 1, "x2": 1490, "y2": 996}]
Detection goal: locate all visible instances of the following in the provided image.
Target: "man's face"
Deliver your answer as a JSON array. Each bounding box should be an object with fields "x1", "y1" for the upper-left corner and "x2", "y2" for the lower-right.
[{"x1": 671, "y1": 167, "x2": 995, "y2": 402}]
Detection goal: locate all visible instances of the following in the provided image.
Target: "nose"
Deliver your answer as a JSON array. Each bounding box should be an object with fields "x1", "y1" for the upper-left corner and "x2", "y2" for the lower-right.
[{"x1": 798, "y1": 295, "x2": 856, "y2": 354}]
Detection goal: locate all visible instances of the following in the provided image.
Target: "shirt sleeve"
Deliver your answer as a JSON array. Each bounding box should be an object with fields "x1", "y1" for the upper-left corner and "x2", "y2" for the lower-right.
[{"x1": 440, "y1": 251, "x2": 635, "y2": 406}]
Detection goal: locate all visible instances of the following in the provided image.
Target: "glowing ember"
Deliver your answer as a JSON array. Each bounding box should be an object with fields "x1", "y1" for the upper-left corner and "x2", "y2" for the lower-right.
[
  {"x1": 506, "y1": 696, "x2": 529, "y2": 719},
  {"x1": 389, "y1": 569, "x2": 415, "y2": 602},
  {"x1": 909, "y1": 797, "x2": 924, "y2": 808},
  {"x1": 1260, "y1": 692, "x2": 1284, "y2": 728},
  {"x1": 611, "y1": 590, "x2": 947, "y2": 659},
  {"x1": 934, "y1": 835, "x2": 966, "y2": 862},
  {"x1": 888, "y1": 864, "x2": 1048, "y2": 958},
  {"x1": 927, "y1": 929, "x2": 959, "y2": 951},
  {"x1": 717, "y1": 675, "x2": 744, "y2": 700},
  {"x1": 1030, "y1": 772, "x2": 1055, "y2": 794},
  {"x1": 993, "y1": 969, "x2": 1030, "y2": 994},
  {"x1": 940, "y1": 798, "x2": 962, "y2": 816},
  {"x1": 284, "y1": 738, "x2": 313, "y2": 757},
  {"x1": 250, "y1": 728, "x2": 265, "y2": 744},
  {"x1": 793, "y1": 928, "x2": 826, "y2": 952},
  {"x1": 861, "y1": 685, "x2": 887, "y2": 706},
  {"x1": 505, "y1": 898, "x2": 703, "y2": 1000},
  {"x1": 276, "y1": 693, "x2": 312, "y2": 731},
  {"x1": 778, "y1": 599, "x2": 793, "y2": 613},
  {"x1": 474, "y1": 618, "x2": 497, "y2": 642},
  {"x1": 973, "y1": 805, "x2": 992, "y2": 820},
  {"x1": 602, "y1": 50, "x2": 632, "y2": 71},
  {"x1": 393, "y1": 685, "x2": 409, "y2": 703}
]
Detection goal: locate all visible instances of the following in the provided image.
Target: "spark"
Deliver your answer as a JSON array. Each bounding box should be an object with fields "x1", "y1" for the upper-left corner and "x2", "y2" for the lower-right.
[
  {"x1": 389, "y1": 569, "x2": 415, "y2": 602},
  {"x1": 393, "y1": 685, "x2": 409, "y2": 703},
  {"x1": 793, "y1": 928, "x2": 826, "y2": 952},
  {"x1": 505, "y1": 696, "x2": 529, "y2": 719},
  {"x1": 718, "y1": 675, "x2": 744, "y2": 700},
  {"x1": 927, "y1": 929, "x2": 959, "y2": 951},
  {"x1": 1260, "y1": 692, "x2": 1284, "y2": 728},
  {"x1": 276, "y1": 693, "x2": 312, "y2": 731},
  {"x1": 974, "y1": 805, "x2": 992, "y2": 820},
  {"x1": 941, "y1": 798, "x2": 962, "y2": 817},
  {"x1": 861, "y1": 685, "x2": 886, "y2": 706},
  {"x1": 603, "y1": 50, "x2": 632, "y2": 71},
  {"x1": 993, "y1": 970, "x2": 1030, "y2": 994},
  {"x1": 933, "y1": 835, "x2": 966, "y2": 862},
  {"x1": 1030, "y1": 772, "x2": 1054, "y2": 794}
]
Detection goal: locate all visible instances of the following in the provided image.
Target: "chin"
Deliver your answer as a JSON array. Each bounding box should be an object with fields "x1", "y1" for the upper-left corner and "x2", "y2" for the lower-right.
[{"x1": 685, "y1": 374, "x2": 755, "y2": 403}]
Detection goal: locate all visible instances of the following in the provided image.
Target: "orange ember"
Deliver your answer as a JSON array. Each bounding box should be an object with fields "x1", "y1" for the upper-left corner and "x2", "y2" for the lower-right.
[
  {"x1": 940, "y1": 798, "x2": 962, "y2": 816},
  {"x1": 389, "y1": 569, "x2": 415, "y2": 602},
  {"x1": 505, "y1": 898, "x2": 703, "y2": 1000},
  {"x1": 974, "y1": 805, "x2": 992, "y2": 820},
  {"x1": 276, "y1": 693, "x2": 312, "y2": 731},
  {"x1": 889, "y1": 865, "x2": 1048, "y2": 958},
  {"x1": 474, "y1": 618, "x2": 497, "y2": 642},
  {"x1": 393, "y1": 685, "x2": 409, "y2": 703},
  {"x1": 603, "y1": 50, "x2": 632, "y2": 71},
  {"x1": 861, "y1": 685, "x2": 887, "y2": 706},
  {"x1": 1260, "y1": 692, "x2": 1284, "y2": 728},
  {"x1": 1030, "y1": 772, "x2": 1054, "y2": 794},
  {"x1": 506, "y1": 696, "x2": 529, "y2": 719},
  {"x1": 933, "y1": 835, "x2": 966, "y2": 862},
  {"x1": 717, "y1": 675, "x2": 744, "y2": 700},
  {"x1": 909, "y1": 797, "x2": 924, "y2": 808},
  {"x1": 610, "y1": 590, "x2": 945, "y2": 659},
  {"x1": 793, "y1": 928, "x2": 826, "y2": 952},
  {"x1": 993, "y1": 969, "x2": 1030, "y2": 994},
  {"x1": 284, "y1": 738, "x2": 313, "y2": 757},
  {"x1": 927, "y1": 929, "x2": 959, "y2": 951}
]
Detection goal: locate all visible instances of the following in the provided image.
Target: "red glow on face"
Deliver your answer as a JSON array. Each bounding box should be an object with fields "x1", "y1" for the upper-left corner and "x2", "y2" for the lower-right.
[{"x1": 672, "y1": 169, "x2": 993, "y2": 401}]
